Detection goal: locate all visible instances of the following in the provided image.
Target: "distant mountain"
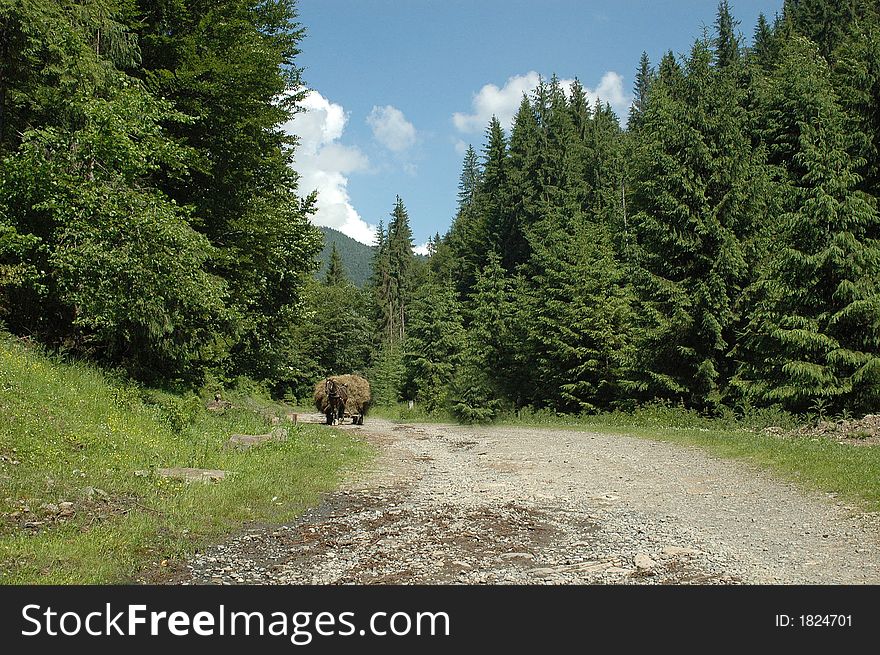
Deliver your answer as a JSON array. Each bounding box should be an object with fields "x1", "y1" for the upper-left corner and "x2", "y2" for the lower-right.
[{"x1": 316, "y1": 227, "x2": 375, "y2": 287}]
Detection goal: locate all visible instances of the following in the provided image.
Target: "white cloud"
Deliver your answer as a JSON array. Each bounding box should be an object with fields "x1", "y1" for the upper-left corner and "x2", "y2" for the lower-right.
[
  {"x1": 413, "y1": 242, "x2": 431, "y2": 256},
  {"x1": 453, "y1": 72, "x2": 541, "y2": 134},
  {"x1": 591, "y1": 71, "x2": 629, "y2": 117},
  {"x1": 367, "y1": 105, "x2": 417, "y2": 152},
  {"x1": 452, "y1": 70, "x2": 632, "y2": 135},
  {"x1": 283, "y1": 90, "x2": 376, "y2": 245}
]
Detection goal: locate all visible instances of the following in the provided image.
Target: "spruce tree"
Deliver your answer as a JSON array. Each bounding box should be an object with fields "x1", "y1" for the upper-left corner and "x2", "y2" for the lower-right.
[
  {"x1": 751, "y1": 13, "x2": 776, "y2": 70},
  {"x1": 627, "y1": 39, "x2": 766, "y2": 408},
  {"x1": 370, "y1": 220, "x2": 394, "y2": 341},
  {"x1": 521, "y1": 215, "x2": 634, "y2": 412},
  {"x1": 451, "y1": 251, "x2": 518, "y2": 421},
  {"x1": 479, "y1": 116, "x2": 513, "y2": 269},
  {"x1": 387, "y1": 196, "x2": 415, "y2": 343},
  {"x1": 504, "y1": 95, "x2": 542, "y2": 271},
  {"x1": 628, "y1": 52, "x2": 655, "y2": 130},
  {"x1": 446, "y1": 144, "x2": 488, "y2": 297},
  {"x1": 714, "y1": 0, "x2": 741, "y2": 69},
  {"x1": 324, "y1": 242, "x2": 347, "y2": 286},
  {"x1": 734, "y1": 36, "x2": 880, "y2": 414},
  {"x1": 401, "y1": 279, "x2": 465, "y2": 412},
  {"x1": 134, "y1": 0, "x2": 323, "y2": 383},
  {"x1": 457, "y1": 144, "x2": 482, "y2": 210},
  {"x1": 834, "y1": 14, "x2": 880, "y2": 202}
]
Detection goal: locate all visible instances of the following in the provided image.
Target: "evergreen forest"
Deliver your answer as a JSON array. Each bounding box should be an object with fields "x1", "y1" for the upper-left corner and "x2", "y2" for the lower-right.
[{"x1": 1, "y1": 0, "x2": 878, "y2": 423}]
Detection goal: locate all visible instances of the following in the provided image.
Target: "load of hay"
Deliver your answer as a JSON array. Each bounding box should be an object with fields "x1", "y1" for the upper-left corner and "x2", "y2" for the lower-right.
[{"x1": 313, "y1": 374, "x2": 371, "y2": 425}]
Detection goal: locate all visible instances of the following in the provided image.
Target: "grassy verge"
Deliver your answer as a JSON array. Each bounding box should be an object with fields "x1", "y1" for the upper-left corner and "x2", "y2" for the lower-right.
[
  {"x1": 0, "y1": 336, "x2": 372, "y2": 584},
  {"x1": 368, "y1": 403, "x2": 455, "y2": 423},
  {"x1": 498, "y1": 406, "x2": 880, "y2": 512}
]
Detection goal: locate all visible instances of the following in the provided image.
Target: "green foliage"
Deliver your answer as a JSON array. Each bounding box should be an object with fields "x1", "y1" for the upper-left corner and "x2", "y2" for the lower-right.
[
  {"x1": 371, "y1": 198, "x2": 416, "y2": 346},
  {"x1": 0, "y1": 334, "x2": 370, "y2": 583},
  {"x1": 520, "y1": 217, "x2": 635, "y2": 413},
  {"x1": 324, "y1": 242, "x2": 347, "y2": 286},
  {"x1": 627, "y1": 38, "x2": 768, "y2": 408},
  {"x1": 0, "y1": 0, "x2": 323, "y2": 388},
  {"x1": 402, "y1": 280, "x2": 465, "y2": 412},
  {"x1": 425, "y1": 3, "x2": 880, "y2": 423},
  {"x1": 285, "y1": 276, "x2": 374, "y2": 399},
  {"x1": 734, "y1": 36, "x2": 880, "y2": 415},
  {"x1": 317, "y1": 227, "x2": 375, "y2": 287},
  {"x1": 628, "y1": 52, "x2": 655, "y2": 130},
  {"x1": 367, "y1": 341, "x2": 404, "y2": 406}
]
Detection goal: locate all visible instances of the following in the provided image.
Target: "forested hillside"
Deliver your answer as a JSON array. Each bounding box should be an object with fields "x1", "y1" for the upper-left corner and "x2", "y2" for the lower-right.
[
  {"x1": 317, "y1": 227, "x2": 375, "y2": 287},
  {"x1": 1, "y1": 0, "x2": 877, "y2": 422}
]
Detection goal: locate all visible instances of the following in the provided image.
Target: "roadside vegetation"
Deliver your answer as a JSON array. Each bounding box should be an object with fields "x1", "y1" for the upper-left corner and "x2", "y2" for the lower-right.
[{"x1": 0, "y1": 335, "x2": 371, "y2": 584}]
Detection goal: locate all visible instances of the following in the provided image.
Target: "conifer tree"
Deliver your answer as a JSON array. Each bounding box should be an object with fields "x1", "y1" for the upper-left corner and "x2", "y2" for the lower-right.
[
  {"x1": 734, "y1": 36, "x2": 880, "y2": 414},
  {"x1": 751, "y1": 13, "x2": 776, "y2": 70},
  {"x1": 520, "y1": 215, "x2": 634, "y2": 412},
  {"x1": 324, "y1": 242, "x2": 347, "y2": 286},
  {"x1": 387, "y1": 196, "x2": 415, "y2": 343},
  {"x1": 628, "y1": 52, "x2": 655, "y2": 130},
  {"x1": 782, "y1": 0, "x2": 865, "y2": 61},
  {"x1": 627, "y1": 39, "x2": 766, "y2": 408},
  {"x1": 401, "y1": 279, "x2": 465, "y2": 412},
  {"x1": 457, "y1": 144, "x2": 482, "y2": 210},
  {"x1": 834, "y1": 14, "x2": 880, "y2": 202},
  {"x1": 446, "y1": 144, "x2": 488, "y2": 296},
  {"x1": 479, "y1": 116, "x2": 513, "y2": 269},
  {"x1": 714, "y1": 0, "x2": 741, "y2": 69},
  {"x1": 370, "y1": 220, "x2": 393, "y2": 341},
  {"x1": 504, "y1": 96, "x2": 542, "y2": 271},
  {"x1": 451, "y1": 251, "x2": 519, "y2": 421}
]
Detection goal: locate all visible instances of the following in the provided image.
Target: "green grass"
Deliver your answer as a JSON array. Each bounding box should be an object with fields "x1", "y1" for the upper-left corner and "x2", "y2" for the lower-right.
[
  {"x1": 497, "y1": 405, "x2": 880, "y2": 512},
  {"x1": 0, "y1": 335, "x2": 372, "y2": 584}
]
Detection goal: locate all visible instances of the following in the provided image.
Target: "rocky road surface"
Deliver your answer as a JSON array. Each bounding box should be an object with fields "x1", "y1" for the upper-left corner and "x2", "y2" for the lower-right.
[{"x1": 177, "y1": 417, "x2": 880, "y2": 585}]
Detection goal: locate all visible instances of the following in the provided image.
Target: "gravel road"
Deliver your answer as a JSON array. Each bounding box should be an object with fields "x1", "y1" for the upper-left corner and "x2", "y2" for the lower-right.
[{"x1": 178, "y1": 418, "x2": 880, "y2": 585}]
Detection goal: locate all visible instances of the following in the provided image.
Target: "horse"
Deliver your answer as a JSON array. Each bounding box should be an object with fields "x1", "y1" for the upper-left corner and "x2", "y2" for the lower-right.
[{"x1": 324, "y1": 377, "x2": 348, "y2": 425}]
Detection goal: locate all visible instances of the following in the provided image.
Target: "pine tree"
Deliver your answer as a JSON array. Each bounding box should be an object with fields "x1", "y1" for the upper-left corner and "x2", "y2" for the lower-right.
[
  {"x1": 451, "y1": 251, "x2": 518, "y2": 421},
  {"x1": 457, "y1": 144, "x2": 482, "y2": 210},
  {"x1": 734, "y1": 36, "x2": 880, "y2": 414},
  {"x1": 134, "y1": 0, "x2": 324, "y2": 384},
  {"x1": 504, "y1": 95, "x2": 542, "y2": 271},
  {"x1": 751, "y1": 13, "x2": 776, "y2": 70},
  {"x1": 657, "y1": 50, "x2": 682, "y2": 86},
  {"x1": 367, "y1": 340, "x2": 404, "y2": 406},
  {"x1": 520, "y1": 215, "x2": 633, "y2": 413},
  {"x1": 370, "y1": 220, "x2": 393, "y2": 341},
  {"x1": 479, "y1": 116, "x2": 513, "y2": 269},
  {"x1": 782, "y1": 0, "x2": 867, "y2": 61},
  {"x1": 834, "y1": 14, "x2": 880, "y2": 202},
  {"x1": 446, "y1": 144, "x2": 488, "y2": 297}
]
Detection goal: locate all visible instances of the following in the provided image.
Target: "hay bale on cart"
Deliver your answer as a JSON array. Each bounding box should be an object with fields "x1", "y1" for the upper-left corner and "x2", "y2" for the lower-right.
[{"x1": 313, "y1": 374, "x2": 371, "y2": 425}]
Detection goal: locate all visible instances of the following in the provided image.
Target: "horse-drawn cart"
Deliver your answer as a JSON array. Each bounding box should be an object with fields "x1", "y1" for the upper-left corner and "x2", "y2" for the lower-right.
[{"x1": 313, "y1": 374, "x2": 371, "y2": 425}]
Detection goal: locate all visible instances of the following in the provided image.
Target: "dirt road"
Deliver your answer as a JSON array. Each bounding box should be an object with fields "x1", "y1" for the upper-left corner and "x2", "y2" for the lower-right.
[{"x1": 178, "y1": 418, "x2": 880, "y2": 585}]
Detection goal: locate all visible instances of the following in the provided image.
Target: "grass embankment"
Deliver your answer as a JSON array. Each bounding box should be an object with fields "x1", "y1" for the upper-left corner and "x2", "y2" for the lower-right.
[{"x1": 0, "y1": 336, "x2": 372, "y2": 584}]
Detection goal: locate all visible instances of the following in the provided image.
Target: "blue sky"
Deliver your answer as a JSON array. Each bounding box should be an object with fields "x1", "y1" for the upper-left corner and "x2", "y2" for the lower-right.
[{"x1": 285, "y1": 0, "x2": 784, "y2": 250}]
